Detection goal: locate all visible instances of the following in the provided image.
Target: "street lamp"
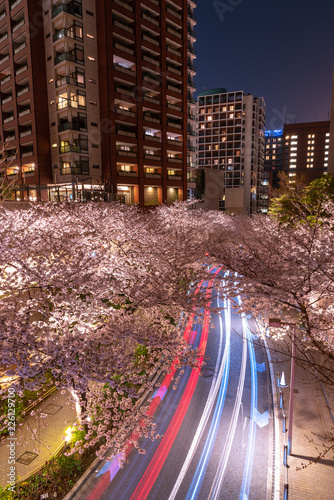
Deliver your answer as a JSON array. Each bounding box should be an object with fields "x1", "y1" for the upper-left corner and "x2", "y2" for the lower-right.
[{"x1": 269, "y1": 318, "x2": 296, "y2": 456}]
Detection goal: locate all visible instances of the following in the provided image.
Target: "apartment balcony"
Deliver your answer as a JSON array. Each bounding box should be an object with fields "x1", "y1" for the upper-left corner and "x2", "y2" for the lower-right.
[
  {"x1": 1, "y1": 74, "x2": 10, "y2": 84},
  {"x1": 3, "y1": 114, "x2": 14, "y2": 123},
  {"x1": 19, "y1": 128, "x2": 32, "y2": 138},
  {"x1": 57, "y1": 98, "x2": 85, "y2": 110},
  {"x1": 168, "y1": 174, "x2": 182, "y2": 180},
  {"x1": 5, "y1": 133, "x2": 16, "y2": 141},
  {"x1": 56, "y1": 75, "x2": 84, "y2": 88},
  {"x1": 167, "y1": 84, "x2": 182, "y2": 94},
  {"x1": 142, "y1": 33, "x2": 159, "y2": 46},
  {"x1": 166, "y1": 46, "x2": 180, "y2": 58},
  {"x1": 12, "y1": 18, "x2": 24, "y2": 33},
  {"x1": 2, "y1": 95, "x2": 12, "y2": 105},
  {"x1": 60, "y1": 161, "x2": 89, "y2": 176},
  {"x1": 142, "y1": 12, "x2": 159, "y2": 26},
  {"x1": 187, "y1": 9, "x2": 196, "y2": 21},
  {"x1": 0, "y1": 54, "x2": 10, "y2": 65},
  {"x1": 58, "y1": 121, "x2": 84, "y2": 132},
  {"x1": 116, "y1": 147, "x2": 137, "y2": 157},
  {"x1": 113, "y1": 0, "x2": 134, "y2": 12},
  {"x1": 116, "y1": 127, "x2": 136, "y2": 137},
  {"x1": 54, "y1": 52, "x2": 82, "y2": 66},
  {"x1": 114, "y1": 63, "x2": 135, "y2": 76},
  {"x1": 167, "y1": 121, "x2": 182, "y2": 129},
  {"x1": 21, "y1": 148, "x2": 34, "y2": 157},
  {"x1": 167, "y1": 65, "x2": 182, "y2": 76},
  {"x1": 145, "y1": 171, "x2": 161, "y2": 178},
  {"x1": 144, "y1": 153, "x2": 161, "y2": 160},
  {"x1": 166, "y1": 26, "x2": 181, "y2": 39},
  {"x1": 187, "y1": 61, "x2": 196, "y2": 72},
  {"x1": 52, "y1": 1, "x2": 82, "y2": 19},
  {"x1": 0, "y1": 10, "x2": 6, "y2": 22},
  {"x1": 143, "y1": 113, "x2": 160, "y2": 123},
  {"x1": 15, "y1": 64, "x2": 28, "y2": 76},
  {"x1": 167, "y1": 102, "x2": 182, "y2": 112},
  {"x1": 14, "y1": 41, "x2": 26, "y2": 54},
  {"x1": 187, "y1": 45, "x2": 196, "y2": 55},
  {"x1": 144, "y1": 133, "x2": 160, "y2": 142},
  {"x1": 53, "y1": 27, "x2": 83, "y2": 43},
  {"x1": 167, "y1": 157, "x2": 183, "y2": 163},
  {"x1": 113, "y1": 42, "x2": 134, "y2": 55},
  {"x1": 115, "y1": 86, "x2": 134, "y2": 98},
  {"x1": 17, "y1": 85, "x2": 29, "y2": 97},
  {"x1": 59, "y1": 143, "x2": 87, "y2": 154},
  {"x1": 167, "y1": 138, "x2": 182, "y2": 145},
  {"x1": 0, "y1": 33, "x2": 8, "y2": 44},
  {"x1": 187, "y1": 26, "x2": 196, "y2": 39},
  {"x1": 142, "y1": 54, "x2": 160, "y2": 66},
  {"x1": 115, "y1": 106, "x2": 135, "y2": 117},
  {"x1": 113, "y1": 20, "x2": 134, "y2": 34},
  {"x1": 166, "y1": 7, "x2": 182, "y2": 20},
  {"x1": 117, "y1": 170, "x2": 137, "y2": 176},
  {"x1": 18, "y1": 107, "x2": 30, "y2": 117},
  {"x1": 143, "y1": 94, "x2": 160, "y2": 105},
  {"x1": 10, "y1": 0, "x2": 22, "y2": 10}
]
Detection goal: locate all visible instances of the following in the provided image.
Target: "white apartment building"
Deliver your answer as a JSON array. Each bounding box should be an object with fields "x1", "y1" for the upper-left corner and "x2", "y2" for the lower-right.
[{"x1": 196, "y1": 88, "x2": 266, "y2": 214}]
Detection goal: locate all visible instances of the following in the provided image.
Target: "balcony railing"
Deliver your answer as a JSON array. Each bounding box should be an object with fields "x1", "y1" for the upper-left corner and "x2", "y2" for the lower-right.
[
  {"x1": 17, "y1": 86, "x2": 29, "y2": 96},
  {"x1": 117, "y1": 170, "x2": 137, "y2": 176},
  {"x1": 59, "y1": 144, "x2": 84, "y2": 154},
  {"x1": 54, "y1": 52, "x2": 80, "y2": 66},
  {"x1": 53, "y1": 27, "x2": 83, "y2": 43},
  {"x1": 0, "y1": 33, "x2": 8, "y2": 44},
  {"x1": 52, "y1": 1, "x2": 82, "y2": 19},
  {"x1": 21, "y1": 150, "x2": 34, "y2": 157},
  {"x1": 113, "y1": 0, "x2": 133, "y2": 12},
  {"x1": 56, "y1": 75, "x2": 84, "y2": 88},
  {"x1": 2, "y1": 95, "x2": 12, "y2": 104},
  {"x1": 12, "y1": 19, "x2": 24, "y2": 33},
  {"x1": 15, "y1": 64, "x2": 28, "y2": 76}
]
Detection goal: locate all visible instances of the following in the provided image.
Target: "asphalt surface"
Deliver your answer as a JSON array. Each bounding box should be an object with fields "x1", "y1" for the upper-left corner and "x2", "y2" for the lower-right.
[{"x1": 86, "y1": 286, "x2": 274, "y2": 500}]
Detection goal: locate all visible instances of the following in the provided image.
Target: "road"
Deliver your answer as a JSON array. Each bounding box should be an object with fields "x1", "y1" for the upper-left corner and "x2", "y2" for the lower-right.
[{"x1": 82, "y1": 279, "x2": 275, "y2": 500}]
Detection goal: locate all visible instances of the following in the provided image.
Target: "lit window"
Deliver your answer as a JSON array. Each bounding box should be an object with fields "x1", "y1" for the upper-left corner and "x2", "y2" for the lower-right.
[
  {"x1": 52, "y1": 143, "x2": 57, "y2": 148},
  {"x1": 207, "y1": 115, "x2": 212, "y2": 121},
  {"x1": 291, "y1": 135, "x2": 298, "y2": 139},
  {"x1": 291, "y1": 141, "x2": 298, "y2": 145},
  {"x1": 87, "y1": 56, "x2": 95, "y2": 62}
]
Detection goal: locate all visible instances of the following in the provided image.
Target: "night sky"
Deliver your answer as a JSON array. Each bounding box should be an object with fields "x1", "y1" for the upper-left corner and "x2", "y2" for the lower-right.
[{"x1": 194, "y1": 0, "x2": 334, "y2": 130}]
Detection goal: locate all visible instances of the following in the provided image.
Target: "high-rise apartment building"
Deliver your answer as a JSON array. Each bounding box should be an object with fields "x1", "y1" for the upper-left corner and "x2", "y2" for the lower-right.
[
  {"x1": 0, "y1": 0, "x2": 196, "y2": 206},
  {"x1": 283, "y1": 121, "x2": 330, "y2": 182},
  {"x1": 262, "y1": 129, "x2": 283, "y2": 212},
  {"x1": 196, "y1": 88, "x2": 266, "y2": 214}
]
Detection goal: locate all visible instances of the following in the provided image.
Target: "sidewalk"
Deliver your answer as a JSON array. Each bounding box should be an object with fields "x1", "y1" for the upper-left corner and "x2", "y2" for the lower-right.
[
  {"x1": 0, "y1": 389, "x2": 77, "y2": 489},
  {"x1": 268, "y1": 338, "x2": 334, "y2": 499}
]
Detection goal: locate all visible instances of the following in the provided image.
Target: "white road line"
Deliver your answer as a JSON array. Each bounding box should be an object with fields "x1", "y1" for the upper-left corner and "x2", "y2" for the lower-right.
[
  {"x1": 208, "y1": 308, "x2": 248, "y2": 500},
  {"x1": 168, "y1": 291, "x2": 229, "y2": 500}
]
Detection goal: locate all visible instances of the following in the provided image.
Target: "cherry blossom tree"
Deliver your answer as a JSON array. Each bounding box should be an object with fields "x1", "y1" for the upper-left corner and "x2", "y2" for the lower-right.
[
  {"x1": 206, "y1": 206, "x2": 334, "y2": 384},
  {"x1": 0, "y1": 202, "x2": 222, "y2": 456}
]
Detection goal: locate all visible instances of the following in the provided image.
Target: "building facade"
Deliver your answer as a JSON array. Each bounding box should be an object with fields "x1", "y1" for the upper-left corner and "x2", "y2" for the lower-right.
[
  {"x1": 262, "y1": 129, "x2": 283, "y2": 212},
  {"x1": 283, "y1": 121, "x2": 330, "y2": 182},
  {"x1": 0, "y1": 0, "x2": 196, "y2": 206},
  {"x1": 196, "y1": 88, "x2": 266, "y2": 214}
]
